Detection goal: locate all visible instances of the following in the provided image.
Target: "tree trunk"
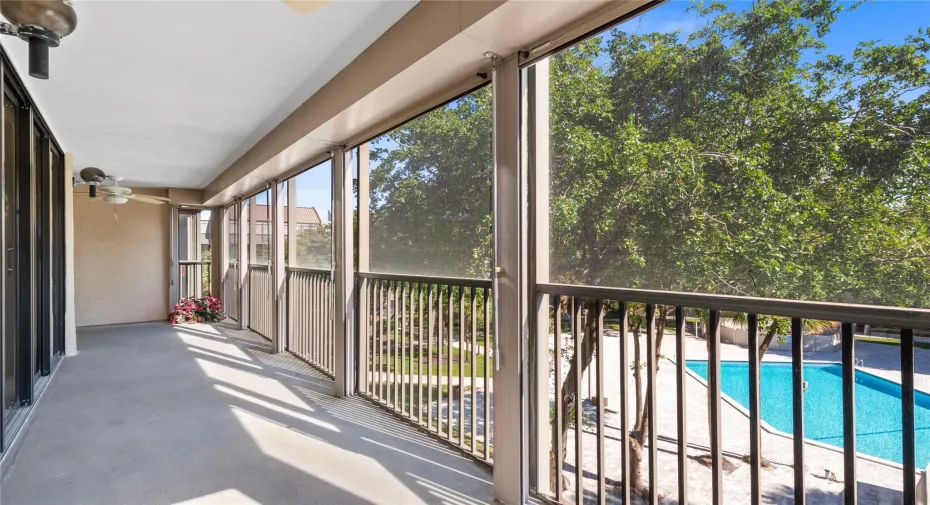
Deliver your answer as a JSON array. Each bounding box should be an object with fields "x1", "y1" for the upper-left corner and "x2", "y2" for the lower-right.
[
  {"x1": 551, "y1": 299, "x2": 600, "y2": 493},
  {"x1": 757, "y1": 319, "x2": 781, "y2": 360},
  {"x1": 629, "y1": 307, "x2": 668, "y2": 497}
]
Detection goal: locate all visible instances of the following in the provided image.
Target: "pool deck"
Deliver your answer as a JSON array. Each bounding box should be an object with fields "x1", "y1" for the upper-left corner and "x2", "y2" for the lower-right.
[{"x1": 555, "y1": 331, "x2": 928, "y2": 504}]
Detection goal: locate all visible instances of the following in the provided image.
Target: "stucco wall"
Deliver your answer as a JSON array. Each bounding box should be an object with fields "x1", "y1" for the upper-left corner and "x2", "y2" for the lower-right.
[{"x1": 74, "y1": 188, "x2": 170, "y2": 327}]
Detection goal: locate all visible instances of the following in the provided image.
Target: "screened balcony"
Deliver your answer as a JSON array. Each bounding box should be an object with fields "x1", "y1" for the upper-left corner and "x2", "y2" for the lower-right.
[
  {"x1": 2, "y1": 0, "x2": 929, "y2": 505},
  {"x1": 1, "y1": 321, "x2": 494, "y2": 505}
]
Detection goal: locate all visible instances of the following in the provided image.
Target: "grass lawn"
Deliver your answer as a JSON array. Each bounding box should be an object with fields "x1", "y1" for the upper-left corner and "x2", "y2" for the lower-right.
[
  {"x1": 856, "y1": 334, "x2": 930, "y2": 350},
  {"x1": 373, "y1": 344, "x2": 491, "y2": 377}
]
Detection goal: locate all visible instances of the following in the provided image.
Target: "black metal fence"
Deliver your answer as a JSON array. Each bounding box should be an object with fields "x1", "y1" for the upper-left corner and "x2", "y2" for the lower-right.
[
  {"x1": 358, "y1": 272, "x2": 495, "y2": 463},
  {"x1": 533, "y1": 283, "x2": 929, "y2": 505},
  {"x1": 287, "y1": 267, "x2": 335, "y2": 376}
]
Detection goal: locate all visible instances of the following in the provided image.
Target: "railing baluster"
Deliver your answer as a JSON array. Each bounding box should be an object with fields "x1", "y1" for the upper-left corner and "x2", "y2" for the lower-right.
[
  {"x1": 471, "y1": 286, "x2": 478, "y2": 454},
  {"x1": 418, "y1": 283, "x2": 425, "y2": 425},
  {"x1": 484, "y1": 287, "x2": 491, "y2": 461},
  {"x1": 792, "y1": 317, "x2": 806, "y2": 505},
  {"x1": 646, "y1": 303, "x2": 658, "y2": 505},
  {"x1": 595, "y1": 299, "x2": 605, "y2": 505},
  {"x1": 377, "y1": 279, "x2": 384, "y2": 401},
  {"x1": 459, "y1": 284, "x2": 466, "y2": 447},
  {"x1": 841, "y1": 322, "x2": 856, "y2": 505},
  {"x1": 572, "y1": 297, "x2": 583, "y2": 505},
  {"x1": 428, "y1": 284, "x2": 435, "y2": 432},
  {"x1": 618, "y1": 301, "x2": 630, "y2": 505},
  {"x1": 410, "y1": 283, "x2": 416, "y2": 419},
  {"x1": 675, "y1": 306, "x2": 688, "y2": 505},
  {"x1": 748, "y1": 313, "x2": 761, "y2": 505},
  {"x1": 438, "y1": 284, "x2": 444, "y2": 435},
  {"x1": 902, "y1": 328, "x2": 916, "y2": 505},
  {"x1": 401, "y1": 282, "x2": 407, "y2": 415},
  {"x1": 394, "y1": 281, "x2": 400, "y2": 410},
  {"x1": 554, "y1": 295, "x2": 563, "y2": 502},
  {"x1": 709, "y1": 309, "x2": 723, "y2": 504},
  {"x1": 447, "y1": 285, "x2": 454, "y2": 440}
]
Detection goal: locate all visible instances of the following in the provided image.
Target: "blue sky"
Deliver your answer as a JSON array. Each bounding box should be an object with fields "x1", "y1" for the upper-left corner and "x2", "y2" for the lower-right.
[{"x1": 626, "y1": 0, "x2": 930, "y2": 56}]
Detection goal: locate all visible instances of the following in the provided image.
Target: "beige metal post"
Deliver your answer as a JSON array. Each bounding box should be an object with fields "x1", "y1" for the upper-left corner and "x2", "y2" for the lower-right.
[
  {"x1": 357, "y1": 143, "x2": 370, "y2": 392},
  {"x1": 212, "y1": 207, "x2": 223, "y2": 298},
  {"x1": 492, "y1": 54, "x2": 526, "y2": 504},
  {"x1": 333, "y1": 147, "x2": 355, "y2": 397},
  {"x1": 272, "y1": 180, "x2": 286, "y2": 353},
  {"x1": 528, "y1": 58, "x2": 552, "y2": 495},
  {"x1": 238, "y1": 198, "x2": 249, "y2": 330},
  {"x1": 287, "y1": 177, "x2": 297, "y2": 351}
]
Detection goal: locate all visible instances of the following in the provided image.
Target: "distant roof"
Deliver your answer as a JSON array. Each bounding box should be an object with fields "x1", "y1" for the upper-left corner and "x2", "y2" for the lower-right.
[{"x1": 203, "y1": 204, "x2": 322, "y2": 226}]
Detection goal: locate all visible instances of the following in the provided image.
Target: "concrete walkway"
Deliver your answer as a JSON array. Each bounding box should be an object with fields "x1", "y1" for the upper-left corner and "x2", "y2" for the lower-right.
[{"x1": 1, "y1": 321, "x2": 494, "y2": 505}]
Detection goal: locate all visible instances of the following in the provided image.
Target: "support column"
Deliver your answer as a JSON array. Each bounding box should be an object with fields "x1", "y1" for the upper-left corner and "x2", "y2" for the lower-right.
[
  {"x1": 219, "y1": 205, "x2": 230, "y2": 304},
  {"x1": 238, "y1": 198, "x2": 249, "y2": 330},
  {"x1": 169, "y1": 206, "x2": 179, "y2": 309},
  {"x1": 272, "y1": 179, "x2": 286, "y2": 353},
  {"x1": 63, "y1": 153, "x2": 77, "y2": 356},
  {"x1": 356, "y1": 143, "x2": 370, "y2": 392},
  {"x1": 212, "y1": 207, "x2": 223, "y2": 298},
  {"x1": 287, "y1": 177, "x2": 296, "y2": 352},
  {"x1": 333, "y1": 146, "x2": 356, "y2": 397},
  {"x1": 527, "y1": 59, "x2": 551, "y2": 495},
  {"x1": 492, "y1": 54, "x2": 526, "y2": 505}
]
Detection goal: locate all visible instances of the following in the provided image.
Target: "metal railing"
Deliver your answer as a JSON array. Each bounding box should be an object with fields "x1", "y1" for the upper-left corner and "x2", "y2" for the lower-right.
[
  {"x1": 179, "y1": 261, "x2": 211, "y2": 299},
  {"x1": 248, "y1": 264, "x2": 272, "y2": 339},
  {"x1": 533, "y1": 282, "x2": 930, "y2": 505},
  {"x1": 224, "y1": 262, "x2": 239, "y2": 321},
  {"x1": 358, "y1": 272, "x2": 495, "y2": 463},
  {"x1": 287, "y1": 267, "x2": 335, "y2": 376}
]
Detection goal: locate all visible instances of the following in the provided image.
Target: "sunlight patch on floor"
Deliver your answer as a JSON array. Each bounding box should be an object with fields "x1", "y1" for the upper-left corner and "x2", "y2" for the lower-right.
[
  {"x1": 188, "y1": 346, "x2": 263, "y2": 369},
  {"x1": 195, "y1": 359, "x2": 314, "y2": 412},
  {"x1": 177, "y1": 332, "x2": 252, "y2": 361},
  {"x1": 216, "y1": 384, "x2": 336, "y2": 431},
  {"x1": 409, "y1": 473, "x2": 492, "y2": 505},
  {"x1": 172, "y1": 488, "x2": 261, "y2": 505},
  {"x1": 229, "y1": 408, "x2": 423, "y2": 504}
]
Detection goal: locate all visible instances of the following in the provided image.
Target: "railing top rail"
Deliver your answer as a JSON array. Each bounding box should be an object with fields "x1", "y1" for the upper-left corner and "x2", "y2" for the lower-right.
[
  {"x1": 358, "y1": 271, "x2": 493, "y2": 289},
  {"x1": 286, "y1": 266, "x2": 332, "y2": 275},
  {"x1": 537, "y1": 282, "x2": 930, "y2": 330},
  {"x1": 247, "y1": 263, "x2": 271, "y2": 269},
  {"x1": 179, "y1": 260, "x2": 211, "y2": 265}
]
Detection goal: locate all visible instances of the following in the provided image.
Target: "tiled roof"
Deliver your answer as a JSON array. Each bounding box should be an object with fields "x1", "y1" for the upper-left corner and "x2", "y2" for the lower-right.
[{"x1": 248, "y1": 204, "x2": 322, "y2": 225}]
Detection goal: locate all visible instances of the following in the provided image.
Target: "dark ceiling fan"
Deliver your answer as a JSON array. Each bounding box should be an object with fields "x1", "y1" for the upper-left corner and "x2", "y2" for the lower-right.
[{"x1": 0, "y1": 0, "x2": 77, "y2": 79}]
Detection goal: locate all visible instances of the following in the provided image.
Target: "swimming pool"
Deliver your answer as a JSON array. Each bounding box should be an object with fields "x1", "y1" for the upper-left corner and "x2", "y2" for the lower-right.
[{"x1": 686, "y1": 360, "x2": 930, "y2": 467}]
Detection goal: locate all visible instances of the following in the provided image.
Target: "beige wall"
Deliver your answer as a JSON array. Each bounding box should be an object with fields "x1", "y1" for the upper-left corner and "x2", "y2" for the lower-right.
[{"x1": 74, "y1": 188, "x2": 170, "y2": 327}]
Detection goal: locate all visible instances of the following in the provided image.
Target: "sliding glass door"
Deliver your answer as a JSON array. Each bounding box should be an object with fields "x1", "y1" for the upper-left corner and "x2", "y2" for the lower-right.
[{"x1": 3, "y1": 87, "x2": 20, "y2": 426}]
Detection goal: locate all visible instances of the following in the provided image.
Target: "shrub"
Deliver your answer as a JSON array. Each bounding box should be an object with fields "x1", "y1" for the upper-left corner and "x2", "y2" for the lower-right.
[{"x1": 169, "y1": 296, "x2": 225, "y2": 325}]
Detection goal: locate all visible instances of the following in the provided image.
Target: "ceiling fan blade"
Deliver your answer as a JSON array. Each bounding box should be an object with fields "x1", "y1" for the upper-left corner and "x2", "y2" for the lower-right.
[{"x1": 126, "y1": 194, "x2": 168, "y2": 205}]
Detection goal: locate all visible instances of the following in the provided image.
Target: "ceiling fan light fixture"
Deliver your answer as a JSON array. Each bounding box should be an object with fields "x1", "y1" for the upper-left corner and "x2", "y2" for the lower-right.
[{"x1": 103, "y1": 195, "x2": 128, "y2": 205}]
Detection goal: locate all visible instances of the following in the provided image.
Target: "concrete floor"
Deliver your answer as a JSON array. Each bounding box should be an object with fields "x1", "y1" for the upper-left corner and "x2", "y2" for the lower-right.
[{"x1": 1, "y1": 321, "x2": 494, "y2": 505}]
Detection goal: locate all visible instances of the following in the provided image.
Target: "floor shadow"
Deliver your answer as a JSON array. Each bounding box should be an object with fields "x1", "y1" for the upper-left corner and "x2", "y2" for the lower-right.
[{"x1": 1, "y1": 321, "x2": 493, "y2": 505}]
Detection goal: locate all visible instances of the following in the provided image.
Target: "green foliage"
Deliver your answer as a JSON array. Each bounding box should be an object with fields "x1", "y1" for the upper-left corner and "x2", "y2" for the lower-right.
[
  {"x1": 292, "y1": 224, "x2": 332, "y2": 269},
  {"x1": 549, "y1": 0, "x2": 930, "y2": 308},
  {"x1": 369, "y1": 87, "x2": 493, "y2": 278}
]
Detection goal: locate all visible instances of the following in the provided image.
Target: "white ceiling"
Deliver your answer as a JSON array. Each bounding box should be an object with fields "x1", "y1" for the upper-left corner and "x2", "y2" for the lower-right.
[{"x1": 1, "y1": 0, "x2": 417, "y2": 188}]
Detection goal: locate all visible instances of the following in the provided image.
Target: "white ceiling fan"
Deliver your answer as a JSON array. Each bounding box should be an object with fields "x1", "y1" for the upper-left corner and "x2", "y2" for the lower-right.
[{"x1": 74, "y1": 167, "x2": 171, "y2": 205}]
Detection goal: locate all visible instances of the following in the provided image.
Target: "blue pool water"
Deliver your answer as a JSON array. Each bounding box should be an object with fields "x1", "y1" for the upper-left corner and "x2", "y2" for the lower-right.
[{"x1": 687, "y1": 361, "x2": 930, "y2": 467}]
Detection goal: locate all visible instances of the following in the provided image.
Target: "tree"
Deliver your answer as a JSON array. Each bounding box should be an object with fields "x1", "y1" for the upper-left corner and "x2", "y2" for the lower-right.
[
  {"x1": 547, "y1": 0, "x2": 930, "y2": 497},
  {"x1": 361, "y1": 0, "x2": 930, "y2": 497},
  {"x1": 293, "y1": 224, "x2": 332, "y2": 270},
  {"x1": 368, "y1": 87, "x2": 493, "y2": 279}
]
